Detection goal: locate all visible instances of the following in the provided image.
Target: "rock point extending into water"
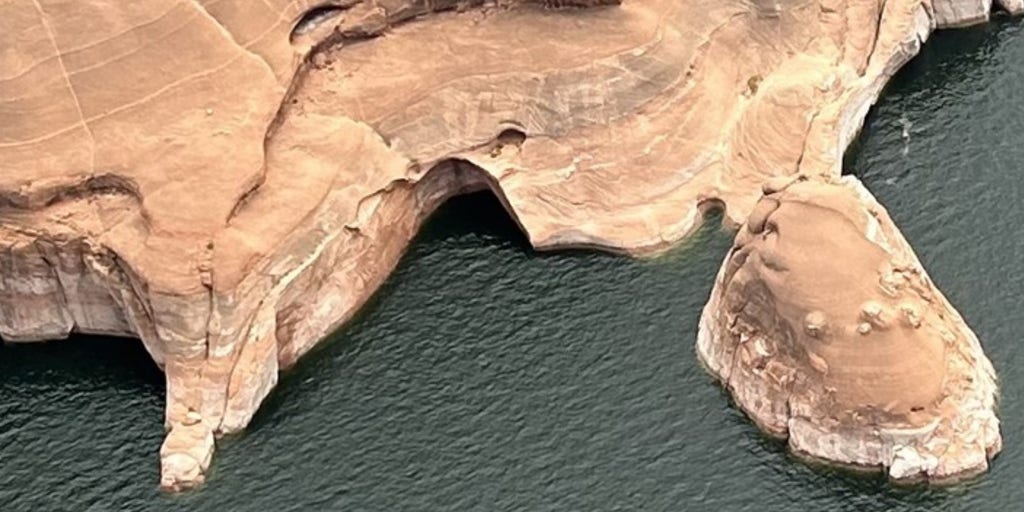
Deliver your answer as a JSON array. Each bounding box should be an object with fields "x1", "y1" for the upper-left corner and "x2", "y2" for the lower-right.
[{"x1": 698, "y1": 176, "x2": 1001, "y2": 482}]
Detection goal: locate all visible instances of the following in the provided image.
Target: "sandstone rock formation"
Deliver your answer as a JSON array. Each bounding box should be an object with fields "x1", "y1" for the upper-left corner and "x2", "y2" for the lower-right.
[
  {"x1": 697, "y1": 176, "x2": 1001, "y2": 482},
  {"x1": 0, "y1": 0, "x2": 1011, "y2": 490}
]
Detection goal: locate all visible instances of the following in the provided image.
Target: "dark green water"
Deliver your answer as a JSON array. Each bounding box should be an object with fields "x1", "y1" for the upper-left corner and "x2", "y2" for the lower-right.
[{"x1": 2, "y1": 18, "x2": 1024, "y2": 512}]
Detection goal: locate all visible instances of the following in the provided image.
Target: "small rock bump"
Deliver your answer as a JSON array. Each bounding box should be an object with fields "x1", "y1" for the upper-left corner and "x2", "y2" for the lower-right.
[
  {"x1": 862, "y1": 301, "x2": 882, "y2": 317},
  {"x1": 860, "y1": 300, "x2": 889, "y2": 328},
  {"x1": 878, "y1": 273, "x2": 901, "y2": 297},
  {"x1": 857, "y1": 322, "x2": 872, "y2": 335},
  {"x1": 804, "y1": 310, "x2": 828, "y2": 338},
  {"x1": 899, "y1": 303, "x2": 922, "y2": 328}
]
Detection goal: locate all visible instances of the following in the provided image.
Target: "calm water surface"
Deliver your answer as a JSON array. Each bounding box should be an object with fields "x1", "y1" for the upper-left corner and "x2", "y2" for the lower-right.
[{"x1": 2, "y1": 18, "x2": 1024, "y2": 512}]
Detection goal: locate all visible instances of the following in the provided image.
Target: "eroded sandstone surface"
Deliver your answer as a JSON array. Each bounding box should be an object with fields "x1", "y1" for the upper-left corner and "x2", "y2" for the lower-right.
[
  {"x1": 0, "y1": 0, "x2": 1011, "y2": 490},
  {"x1": 697, "y1": 176, "x2": 1001, "y2": 482}
]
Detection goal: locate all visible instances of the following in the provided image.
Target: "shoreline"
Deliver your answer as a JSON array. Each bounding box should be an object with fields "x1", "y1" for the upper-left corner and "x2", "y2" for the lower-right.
[{"x1": 0, "y1": 0, "x2": 1016, "y2": 490}]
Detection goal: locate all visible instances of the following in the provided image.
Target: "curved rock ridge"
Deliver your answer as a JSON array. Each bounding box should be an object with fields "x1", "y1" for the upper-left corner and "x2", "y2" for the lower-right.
[
  {"x1": 0, "y1": 0, "x2": 1014, "y2": 490},
  {"x1": 697, "y1": 176, "x2": 1001, "y2": 482}
]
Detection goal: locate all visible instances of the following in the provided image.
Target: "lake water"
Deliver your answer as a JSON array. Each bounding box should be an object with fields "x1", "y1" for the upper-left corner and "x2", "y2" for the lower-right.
[{"x1": 2, "y1": 17, "x2": 1023, "y2": 512}]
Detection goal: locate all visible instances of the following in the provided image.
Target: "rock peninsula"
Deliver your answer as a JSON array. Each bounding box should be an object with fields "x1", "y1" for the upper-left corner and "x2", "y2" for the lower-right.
[
  {"x1": 698, "y1": 176, "x2": 1001, "y2": 481},
  {"x1": 0, "y1": 0, "x2": 1012, "y2": 490}
]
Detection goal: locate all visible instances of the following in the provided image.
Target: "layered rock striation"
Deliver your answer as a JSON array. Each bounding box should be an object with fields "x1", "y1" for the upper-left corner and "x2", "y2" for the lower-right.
[
  {"x1": 0, "y1": 0, "x2": 1012, "y2": 489},
  {"x1": 697, "y1": 176, "x2": 1001, "y2": 482}
]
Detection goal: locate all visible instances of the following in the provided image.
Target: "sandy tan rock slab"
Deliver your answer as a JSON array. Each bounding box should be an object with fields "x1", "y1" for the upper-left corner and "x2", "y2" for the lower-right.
[
  {"x1": 998, "y1": 0, "x2": 1024, "y2": 15},
  {"x1": 697, "y1": 176, "x2": 1001, "y2": 482},
  {"x1": 933, "y1": 0, "x2": 994, "y2": 27},
  {"x1": 0, "y1": 0, "x2": 1012, "y2": 490}
]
